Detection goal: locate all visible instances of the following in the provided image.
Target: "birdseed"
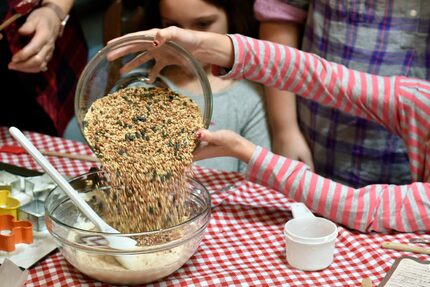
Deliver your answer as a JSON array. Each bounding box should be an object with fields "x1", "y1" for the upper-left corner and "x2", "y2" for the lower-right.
[{"x1": 83, "y1": 86, "x2": 203, "y2": 233}]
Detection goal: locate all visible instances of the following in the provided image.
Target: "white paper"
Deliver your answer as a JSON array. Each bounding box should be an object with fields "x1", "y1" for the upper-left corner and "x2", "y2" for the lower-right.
[
  {"x1": 383, "y1": 258, "x2": 430, "y2": 287},
  {"x1": 0, "y1": 258, "x2": 28, "y2": 287}
]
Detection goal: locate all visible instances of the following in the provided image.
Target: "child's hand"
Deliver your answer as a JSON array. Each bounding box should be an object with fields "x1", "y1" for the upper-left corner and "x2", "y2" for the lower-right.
[
  {"x1": 107, "y1": 26, "x2": 233, "y2": 79},
  {"x1": 106, "y1": 27, "x2": 202, "y2": 82},
  {"x1": 193, "y1": 129, "x2": 256, "y2": 163}
]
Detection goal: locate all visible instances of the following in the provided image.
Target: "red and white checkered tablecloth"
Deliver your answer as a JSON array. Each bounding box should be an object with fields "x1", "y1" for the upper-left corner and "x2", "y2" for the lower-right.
[{"x1": 0, "y1": 127, "x2": 427, "y2": 286}]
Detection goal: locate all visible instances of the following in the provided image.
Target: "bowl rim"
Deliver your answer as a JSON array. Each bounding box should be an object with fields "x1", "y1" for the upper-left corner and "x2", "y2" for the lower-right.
[
  {"x1": 74, "y1": 34, "x2": 213, "y2": 142},
  {"x1": 45, "y1": 170, "x2": 211, "y2": 238}
]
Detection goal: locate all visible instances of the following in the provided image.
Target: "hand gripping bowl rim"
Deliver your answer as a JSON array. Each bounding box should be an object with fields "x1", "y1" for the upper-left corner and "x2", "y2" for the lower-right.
[{"x1": 74, "y1": 34, "x2": 213, "y2": 149}]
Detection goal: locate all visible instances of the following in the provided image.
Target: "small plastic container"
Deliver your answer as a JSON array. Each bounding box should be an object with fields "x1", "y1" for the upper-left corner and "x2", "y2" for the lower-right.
[
  {"x1": 74, "y1": 35, "x2": 213, "y2": 142},
  {"x1": 284, "y1": 203, "x2": 338, "y2": 271}
]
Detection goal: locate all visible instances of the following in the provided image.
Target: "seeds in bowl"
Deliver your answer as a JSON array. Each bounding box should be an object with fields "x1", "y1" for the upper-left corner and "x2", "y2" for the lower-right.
[{"x1": 83, "y1": 86, "x2": 204, "y2": 233}]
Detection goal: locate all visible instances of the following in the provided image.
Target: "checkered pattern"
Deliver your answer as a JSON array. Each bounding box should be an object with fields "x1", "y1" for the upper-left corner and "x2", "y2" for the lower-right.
[
  {"x1": 0, "y1": 127, "x2": 96, "y2": 176},
  {"x1": 0, "y1": 127, "x2": 426, "y2": 286}
]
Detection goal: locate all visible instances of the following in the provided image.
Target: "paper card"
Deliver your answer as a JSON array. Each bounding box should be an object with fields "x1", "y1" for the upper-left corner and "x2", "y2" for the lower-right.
[
  {"x1": 0, "y1": 258, "x2": 28, "y2": 287},
  {"x1": 0, "y1": 230, "x2": 57, "y2": 269},
  {"x1": 379, "y1": 256, "x2": 430, "y2": 287}
]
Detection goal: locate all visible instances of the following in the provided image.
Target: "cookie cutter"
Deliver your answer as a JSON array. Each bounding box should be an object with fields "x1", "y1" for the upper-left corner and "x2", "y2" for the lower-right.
[
  {"x1": 0, "y1": 189, "x2": 20, "y2": 219},
  {"x1": 18, "y1": 199, "x2": 46, "y2": 232},
  {"x1": 0, "y1": 214, "x2": 33, "y2": 252}
]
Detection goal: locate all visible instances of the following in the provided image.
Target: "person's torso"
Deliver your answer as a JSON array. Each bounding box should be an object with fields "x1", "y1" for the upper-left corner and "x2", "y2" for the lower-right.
[
  {"x1": 303, "y1": 0, "x2": 430, "y2": 78},
  {"x1": 297, "y1": 0, "x2": 430, "y2": 186}
]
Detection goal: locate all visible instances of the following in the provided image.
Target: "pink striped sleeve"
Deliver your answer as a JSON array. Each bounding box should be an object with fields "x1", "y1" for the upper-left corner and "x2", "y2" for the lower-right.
[
  {"x1": 224, "y1": 35, "x2": 430, "y2": 143},
  {"x1": 247, "y1": 147, "x2": 430, "y2": 233}
]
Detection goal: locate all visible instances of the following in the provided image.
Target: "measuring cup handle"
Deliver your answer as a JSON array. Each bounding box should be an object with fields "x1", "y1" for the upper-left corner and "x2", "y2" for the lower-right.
[{"x1": 291, "y1": 202, "x2": 315, "y2": 219}]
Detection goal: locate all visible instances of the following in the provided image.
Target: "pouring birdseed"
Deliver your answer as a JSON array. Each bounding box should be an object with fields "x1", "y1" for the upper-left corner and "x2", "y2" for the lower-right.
[{"x1": 83, "y1": 86, "x2": 204, "y2": 233}]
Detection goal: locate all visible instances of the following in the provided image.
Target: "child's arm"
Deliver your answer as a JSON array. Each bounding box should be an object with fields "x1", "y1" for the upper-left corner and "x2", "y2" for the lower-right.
[
  {"x1": 195, "y1": 129, "x2": 430, "y2": 233},
  {"x1": 225, "y1": 34, "x2": 411, "y2": 138},
  {"x1": 258, "y1": 21, "x2": 314, "y2": 170},
  {"x1": 247, "y1": 146, "x2": 430, "y2": 233}
]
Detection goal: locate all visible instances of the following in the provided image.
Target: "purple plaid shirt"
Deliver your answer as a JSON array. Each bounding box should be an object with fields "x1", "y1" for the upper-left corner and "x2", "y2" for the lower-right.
[{"x1": 255, "y1": 0, "x2": 430, "y2": 187}]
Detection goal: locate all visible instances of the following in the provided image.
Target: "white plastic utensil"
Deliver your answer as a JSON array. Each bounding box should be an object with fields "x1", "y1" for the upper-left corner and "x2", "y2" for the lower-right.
[{"x1": 9, "y1": 127, "x2": 140, "y2": 269}]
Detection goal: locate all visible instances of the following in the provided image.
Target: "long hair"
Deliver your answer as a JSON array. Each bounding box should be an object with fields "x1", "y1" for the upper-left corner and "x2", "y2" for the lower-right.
[{"x1": 140, "y1": 0, "x2": 259, "y2": 38}]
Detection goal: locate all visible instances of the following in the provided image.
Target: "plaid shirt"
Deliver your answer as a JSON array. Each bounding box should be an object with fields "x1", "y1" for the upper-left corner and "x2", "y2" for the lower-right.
[
  {"x1": 2, "y1": 0, "x2": 87, "y2": 136},
  {"x1": 255, "y1": 0, "x2": 430, "y2": 187}
]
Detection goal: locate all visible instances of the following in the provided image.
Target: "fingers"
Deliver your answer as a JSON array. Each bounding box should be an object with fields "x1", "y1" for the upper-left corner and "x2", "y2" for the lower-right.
[
  {"x1": 193, "y1": 129, "x2": 256, "y2": 162},
  {"x1": 107, "y1": 43, "x2": 150, "y2": 62},
  {"x1": 193, "y1": 129, "x2": 227, "y2": 161},
  {"x1": 147, "y1": 62, "x2": 164, "y2": 83},
  {"x1": 12, "y1": 35, "x2": 53, "y2": 63},
  {"x1": 17, "y1": 15, "x2": 37, "y2": 36},
  {"x1": 118, "y1": 50, "x2": 153, "y2": 73},
  {"x1": 197, "y1": 129, "x2": 217, "y2": 144},
  {"x1": 9, "y1": 43, "x2": 54, "y2": 73},
  {"x1": 9, "y1": 6, "x2": 60, "y2": 72},
  {"x1": 12, "y1": 15, "x2": 53, "y2": 64},
  {"x1": 153, "y1": 29, "x2": 169, "y2": 47},
  {"x1": 9, "y1": 16, "x2": 55, "y2": 73},
  {"x1": 112, "y1": 49, "x2": 165, "y2": 83},
  {"x1": 193, "y1": 144, "x2": 229, "y2": 161},
  {"x1": 154, "y1": 26, "x2": 185, "y2": 47},
  {"x1": 12, "y1": 19, "x2": 41, "y2": 62},
  {"x1": 107, "y1": 27, "x2": 180, "y2": 48},
  {"x1": 107, "y1": 29, "x2": 160, "y2": 46}
]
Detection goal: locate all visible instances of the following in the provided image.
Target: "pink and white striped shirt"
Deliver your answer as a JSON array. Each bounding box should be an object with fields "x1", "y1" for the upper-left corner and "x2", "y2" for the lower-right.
[{"x1": 224, "y1": 34, "x2": 430, "y2": 233}]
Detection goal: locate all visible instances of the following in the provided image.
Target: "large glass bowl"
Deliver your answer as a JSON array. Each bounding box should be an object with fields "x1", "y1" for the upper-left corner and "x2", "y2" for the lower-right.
[
  {"x1": 45, "y1": 170, "x2": 211, "y2": 285},
  {"x1": 74, "y1": 35, "x2": 213, "y2": 141}
]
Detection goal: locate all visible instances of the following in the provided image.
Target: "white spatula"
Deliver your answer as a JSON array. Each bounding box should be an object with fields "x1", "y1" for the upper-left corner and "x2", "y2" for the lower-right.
[{"x1": 9, "y1": 127, "x2": 141, "y2": 269}]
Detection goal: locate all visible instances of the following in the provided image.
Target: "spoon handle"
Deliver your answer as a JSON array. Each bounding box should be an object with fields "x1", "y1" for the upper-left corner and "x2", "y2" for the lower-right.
[
  {"x1": 382, "y1": 242, "x2": 430, "y2": 255},
  {"x1": 9, "y1": 127, "x2": 112, "y2": 232}
]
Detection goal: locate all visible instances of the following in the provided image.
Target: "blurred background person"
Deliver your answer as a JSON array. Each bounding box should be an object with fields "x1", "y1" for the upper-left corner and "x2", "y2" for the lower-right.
[
  {"x1": 139, "y1": 0, "x2": 271, "y2": 173},
  {"x1": 0, "y1": 0, "x2": 87, "y2": 136},
  {"x1": 254, "y1": 0, "x2": 430, "y2": 187}
]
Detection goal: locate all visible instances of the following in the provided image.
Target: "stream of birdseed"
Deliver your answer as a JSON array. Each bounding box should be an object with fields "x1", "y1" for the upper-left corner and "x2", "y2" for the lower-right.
[{"x1": 83, "y1": 87, "x2": 203, "y2": 233}]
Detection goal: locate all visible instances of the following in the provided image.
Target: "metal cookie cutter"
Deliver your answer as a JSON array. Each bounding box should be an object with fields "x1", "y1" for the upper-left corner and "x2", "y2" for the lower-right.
[
  {"x1": 0, "y1": 214, "x2": 33, "y2": 252},
  {"x1": 18, "y1": 199, "x2": 46, "y2": 232},
  {"x1": 0, "y1": 189, "x2": 20, "y2": 219}
]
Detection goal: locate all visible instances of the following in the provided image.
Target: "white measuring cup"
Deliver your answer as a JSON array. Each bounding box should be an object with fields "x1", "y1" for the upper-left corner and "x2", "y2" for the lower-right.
[{"x1": 284, "y1": 203, "x2": 338, "y2": 271}]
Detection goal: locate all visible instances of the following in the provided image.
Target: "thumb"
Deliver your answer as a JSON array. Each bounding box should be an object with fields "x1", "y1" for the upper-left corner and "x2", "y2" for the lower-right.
[
  {"x1": 197, "y1": 129, "x2": 215, "y2": 143},
  {"x1": 198, "y1": 129, "x2": 227, "y2": 146},
  {"x1": 18, "y1": 19, "x2": 37, "y2": 36}
]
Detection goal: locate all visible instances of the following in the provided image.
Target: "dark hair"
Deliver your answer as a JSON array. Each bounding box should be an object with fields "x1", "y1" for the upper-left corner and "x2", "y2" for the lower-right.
[{"x1": 140, "y1": 0, "x2": 259, "y2": 38}]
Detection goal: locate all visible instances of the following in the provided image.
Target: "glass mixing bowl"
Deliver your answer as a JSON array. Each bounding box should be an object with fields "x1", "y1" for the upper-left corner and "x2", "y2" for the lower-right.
[
  {"x1": 74, "y1": 35, "x2": 213, "y2": 140},
  {"x1": 45, "y1": 170, "x2": 211, "y2": 285}
]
